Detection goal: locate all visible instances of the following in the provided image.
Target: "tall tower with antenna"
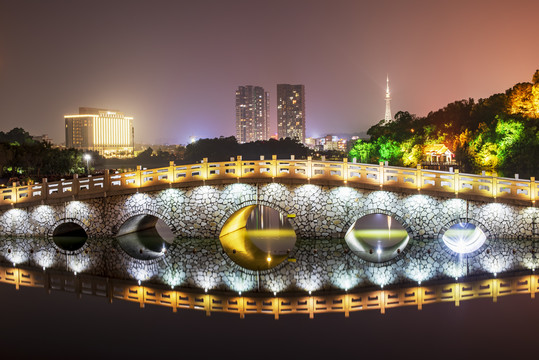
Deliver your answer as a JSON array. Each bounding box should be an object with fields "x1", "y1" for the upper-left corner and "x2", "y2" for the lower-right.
[{"x1": 384, "y1": 75, "x2": 392, "y2": 122}]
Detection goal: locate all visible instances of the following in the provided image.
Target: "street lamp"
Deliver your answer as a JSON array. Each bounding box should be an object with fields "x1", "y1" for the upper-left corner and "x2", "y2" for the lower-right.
[{"x1": 83, "y1": 154, "x2": 91, "y2": 175}]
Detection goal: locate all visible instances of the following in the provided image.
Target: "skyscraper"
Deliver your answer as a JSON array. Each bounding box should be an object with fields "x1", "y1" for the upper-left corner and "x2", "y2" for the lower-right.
[
  {"x1": 277, "y1": 84, "x2": 305, "y2": 144},
  {"x1": 65, "y1": 107, "x2": 135, "y2": 157},
  {"x1": 235, "y1": 86, "x2": 270, "y2": 143},
  {"x1": 385, "y1": 75, "x2": 392, "y2": 122}
]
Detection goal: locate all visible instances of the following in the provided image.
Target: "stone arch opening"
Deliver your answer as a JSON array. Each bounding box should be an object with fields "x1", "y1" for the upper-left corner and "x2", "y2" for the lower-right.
[
  {"x1": 115, "y1": 214, "x2": 175, "y2": 260},
  {"x1": 345, "y1": 213, "x2": 410, "y2": 263},
  {"x1": 219, "y1": 205, "x2": 296, "y2": 271},
  {"x1": 440, "y1": 221, "x2": 487, "y2": 255},
  {"x1": 52, "y1": 222, "x2": 88, "y2": 252}
]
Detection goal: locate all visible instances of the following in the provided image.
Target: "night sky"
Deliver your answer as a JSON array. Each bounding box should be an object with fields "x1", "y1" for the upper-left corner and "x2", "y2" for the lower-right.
[
  {"x1": 1, "y1": 283, "x2": 538, "y2": 358},
  {"x1": 1, "y1": 0, "x2": 538, "y2": 145}
]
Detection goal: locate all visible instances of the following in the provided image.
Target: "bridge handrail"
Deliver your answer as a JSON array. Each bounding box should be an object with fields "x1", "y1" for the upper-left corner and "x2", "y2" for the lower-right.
[{"x1": 0, "y1": 156, "x2": 536, "y2": 207}]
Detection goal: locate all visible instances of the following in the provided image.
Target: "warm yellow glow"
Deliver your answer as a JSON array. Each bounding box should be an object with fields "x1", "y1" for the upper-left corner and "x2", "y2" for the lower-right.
[
  {"x1": 64, "y1": 115, "x2": 99, "y2": 118},
  {"x1": 92, "y1": 114, "x2": 132, "y2": 148},
  {"x1": 507, "y1": 82, "x2": 539, "y2": 118},
  {"x1": 65, "y1": 109, "x2": 134, "y2": 157},
  {"x1": 219, "y1": 205, "x2": 295, "y2": 270}
]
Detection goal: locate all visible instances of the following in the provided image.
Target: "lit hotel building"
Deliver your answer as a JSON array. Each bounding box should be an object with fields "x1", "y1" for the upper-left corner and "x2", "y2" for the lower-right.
[
  {"x1": 235, "y1": 86, "x2": 270, "y2": 143},
  {"x1": 65, "y1": 107, "x2": 134, "y2": 157},
  {"x1": 277, "y1": 84, "x2": 305, "y2": 144}
]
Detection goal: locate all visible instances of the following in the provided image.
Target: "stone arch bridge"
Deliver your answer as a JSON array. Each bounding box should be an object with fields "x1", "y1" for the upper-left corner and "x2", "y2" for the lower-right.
[
  {"x1": 0, "y1": 157, "x2": 536, "y2": 240},
  {"x1": 0, "y1": 158, "x2": 538, "y2": 297}
]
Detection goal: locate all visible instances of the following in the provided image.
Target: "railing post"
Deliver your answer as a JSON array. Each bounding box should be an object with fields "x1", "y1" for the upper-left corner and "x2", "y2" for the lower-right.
[
  {"x1": 531, "y1": 177, "x2": 536, "y2": 205},
  {"x1": 379, "y1": 161, "x2": 384, "y2": 188},
  {"x1": 272, "y1": 155, "x2": 277, "y2": 178},
  {"x1": 139, "y1": 285, "x2": 145, "y2": 308},
  {"x1": 201, "y1": 158, "x2": 208, "y2": 180},
  {"x1": 343, "y1": 158, "x2": 348, "y2": 183},
  {"x1": 380, "y1": 290, "x2": 385, "y2": 314},
  {"x1": 492, "y1": 175, "x2": 497, "y2": 199},
  {"x1": 72, "y1": 174, "x2": 79, "y2": 198},
  {"x1": 12, "y1": 182, "x2": 18, "y2": 205},
  {"x1": 103, "y1": 169, "x2": 110, "y2": 195},
  {"x1": 237, "y1": 156, "x2": 242, "y2": 180},
  {"x1": 307, "y1": 156, "x2": 312, "y2": 180},
  {"x1": 417, "y1": 164, "x2": 422, "y2": 191},
  {"x1": 239, "y1": 296, "x2": 245, "y2": 319},
  {"x1": 42, "y1": 178, "x2": 48, "y2": 201},
  {"x1": 168, "y1": 161, "x2": 175, "y2": 183},
  {"x1": 454, "y1": 169, "x2": 459, "y2": 196},
  {"x1": 137, "y1": 165, "x2": 142, "y2": 188},
  {"x1": 205, "y1": 294, "x2": 211, "y2": 317},
  {"x1": 171, "y1": 291, "x2": 178, "y2": 313},
  {"x1": 531, "y1": 274, "x2": 536, "y2": 299},
  {"x1": 273, "y1": 297, "x2": 280, "y2": 320},
  {"x1": 44, "y1": 269, "x2": 51, "y2": 294},
  {"x1": 14, "y1": 268, "x2": 19, "y2": 290}
]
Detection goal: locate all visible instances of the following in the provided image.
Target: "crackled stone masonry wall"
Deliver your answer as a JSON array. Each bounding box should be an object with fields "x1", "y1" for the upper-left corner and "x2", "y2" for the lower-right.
[{"x1": 0, "y1": 183, "x2": 536, "y2": 239}]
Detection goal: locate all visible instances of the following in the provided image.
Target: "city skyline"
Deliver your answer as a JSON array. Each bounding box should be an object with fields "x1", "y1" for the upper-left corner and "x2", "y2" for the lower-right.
[{"x1": 1, "y1": 1, "x2": 538, "y2": 145}]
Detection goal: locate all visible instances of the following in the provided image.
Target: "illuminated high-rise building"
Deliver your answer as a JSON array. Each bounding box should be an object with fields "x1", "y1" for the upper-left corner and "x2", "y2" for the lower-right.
[
  {"x1": 277, "y1": 84, "x2": 305, "y2": 144},
  {"x1": 65, "y1": 107, "x2": 134, "y2": 157},
  {"x1": 235, "y1": 86, "x2": 270, "y2": 143}
]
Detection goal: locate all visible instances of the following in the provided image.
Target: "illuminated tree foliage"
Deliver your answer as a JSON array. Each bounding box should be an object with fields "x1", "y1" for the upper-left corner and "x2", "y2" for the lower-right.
[
  {"x1": 349, "y1": 70, "x2": 539, "y2": 177},
  {"x1": 349, "y1": 139, "x2": 377, "y2": 163},
  {"x1": 506, "y1": 70, "x2": 539, "y2": 118}
]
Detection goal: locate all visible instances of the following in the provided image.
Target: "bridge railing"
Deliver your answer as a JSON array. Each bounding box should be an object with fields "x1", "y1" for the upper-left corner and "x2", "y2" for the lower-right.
[{"x1": 0, "y1": 156, "x2": 537, "y2": 207}]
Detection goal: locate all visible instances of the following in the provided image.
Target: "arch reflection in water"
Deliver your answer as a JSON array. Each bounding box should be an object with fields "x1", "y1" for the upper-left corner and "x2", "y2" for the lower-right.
[
  {"x1": 345, "y1": 213, "x2": 409, "y2": 263},
  {"x1": 52, "y1": 222, "x2": 87, "y2": 251},
  {"x1": 442, "y1": 222, "x2": 486, "y2": 254},
  {"x1": 116, "y1": 215, "x2": 175, "y2": 260},
  {"x1": 219, "y1": 205, "x2": 296, "y2": 270}
]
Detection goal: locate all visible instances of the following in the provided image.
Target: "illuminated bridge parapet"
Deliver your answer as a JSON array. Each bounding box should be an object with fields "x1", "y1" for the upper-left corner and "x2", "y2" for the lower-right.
[
  {"x1": 1, "y1": 265, "x2": 537, "y2": 319},
  {"x1": 1, "y1": 156, "x2": 537, "y2": 208}
]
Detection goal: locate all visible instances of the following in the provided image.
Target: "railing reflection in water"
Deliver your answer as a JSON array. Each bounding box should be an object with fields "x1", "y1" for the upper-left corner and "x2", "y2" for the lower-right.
[{"x1": 1, "y1": 265, "x2": 537, "y2": 319}]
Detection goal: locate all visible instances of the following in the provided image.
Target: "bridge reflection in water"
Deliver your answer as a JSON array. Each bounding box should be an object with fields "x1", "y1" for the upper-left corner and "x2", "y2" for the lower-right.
[
  {"x1": 0, "y1": 264, "x2": 537, "y2": 319},
  {"x1": 1, "y1": 212, "x2": 538, "y2": 319}
]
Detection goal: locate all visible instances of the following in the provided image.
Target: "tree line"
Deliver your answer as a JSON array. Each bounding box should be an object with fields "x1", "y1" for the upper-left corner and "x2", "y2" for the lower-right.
[
  {"x1": 0, "y1": 129, "x2": 326, "y2": 183},
  {"x1": 0, "y1": 128, "x2": 85, "y2": 183}
]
